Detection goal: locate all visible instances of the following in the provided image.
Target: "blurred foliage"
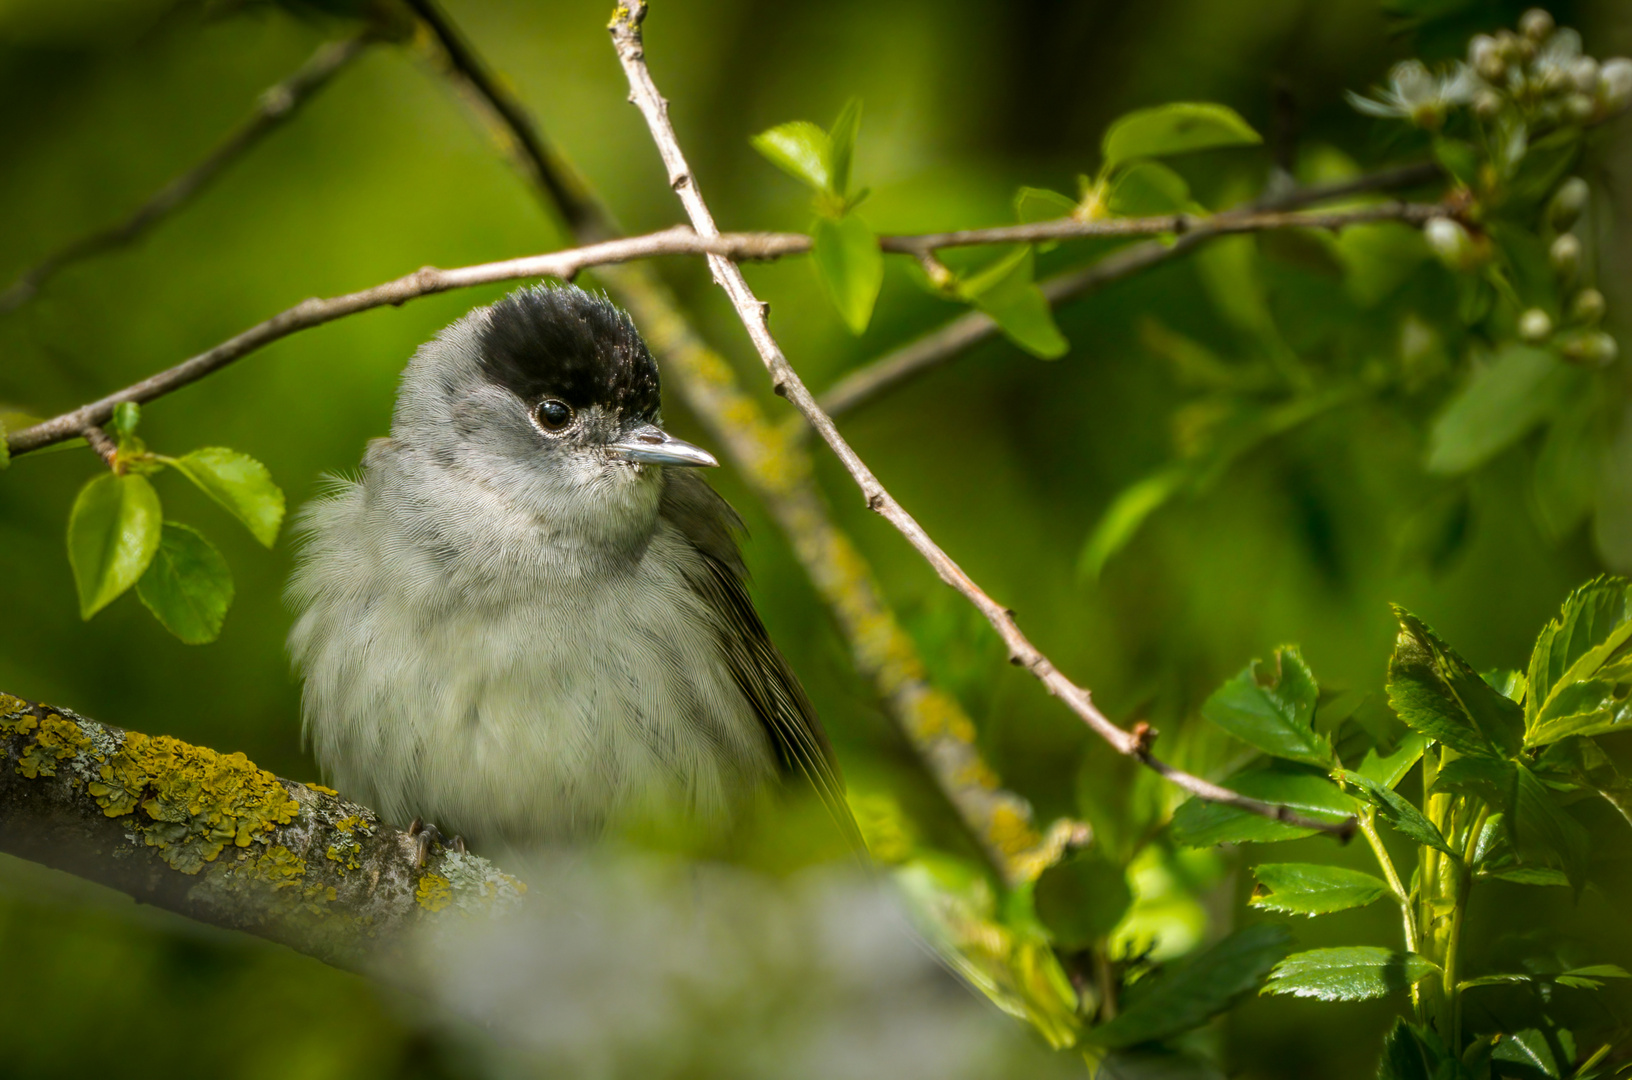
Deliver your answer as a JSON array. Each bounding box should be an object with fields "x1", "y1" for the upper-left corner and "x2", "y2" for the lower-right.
[{"x1": 4, "y1": 0, "x2": 1632, "y2": 1077}]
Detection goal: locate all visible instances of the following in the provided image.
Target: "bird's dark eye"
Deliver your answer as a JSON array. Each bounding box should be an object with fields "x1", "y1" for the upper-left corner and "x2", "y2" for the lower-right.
[{"x1": 534, "y1": 398, "x2": 574, "y2": 432}]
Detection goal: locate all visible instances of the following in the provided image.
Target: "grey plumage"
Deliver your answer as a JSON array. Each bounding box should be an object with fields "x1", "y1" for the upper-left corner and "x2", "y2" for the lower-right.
[{"x1": 288, "y1": 284, "x2": 849, "y2": 852}]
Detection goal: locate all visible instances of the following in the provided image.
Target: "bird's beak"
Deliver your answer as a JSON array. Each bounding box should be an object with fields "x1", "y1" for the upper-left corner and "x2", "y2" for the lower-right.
[{"x1": 605, "y1": 423, "x2": 719, "y2": 468}]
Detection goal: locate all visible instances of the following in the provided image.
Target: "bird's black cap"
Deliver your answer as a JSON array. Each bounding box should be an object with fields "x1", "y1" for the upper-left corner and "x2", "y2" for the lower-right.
[{"x1": 477, "y1": 284, "x2": 661, "y2": 419}]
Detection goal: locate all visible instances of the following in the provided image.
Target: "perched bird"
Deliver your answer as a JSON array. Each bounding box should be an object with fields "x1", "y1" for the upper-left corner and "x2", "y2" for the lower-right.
[{"x1": 288, "y1": 284, "x2": 849, "y2": 856}]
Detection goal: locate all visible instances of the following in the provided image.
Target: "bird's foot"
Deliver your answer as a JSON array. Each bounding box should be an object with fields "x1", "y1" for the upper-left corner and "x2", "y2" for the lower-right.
[{"x1": 407, "y1": 817, "x2": 467, "y2": 867}]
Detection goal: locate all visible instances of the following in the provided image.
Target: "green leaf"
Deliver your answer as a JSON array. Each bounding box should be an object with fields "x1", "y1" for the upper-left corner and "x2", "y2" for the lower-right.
[
  {"x1": 67, "y1": 472, "x2": 162, "y2": 619},
  {"x1": 1491, "y1": 1028, "x2": 1559, "y2": 1079},
  {"x1": 1172, "y1": 762, "x2": 1357, "y2": 847},
  {"x1": 1262, "y1": 947, "x2": 1438, "y2": 1002},
  {"x1": 171, "y1": 447, "x2": 285, "y2": 548},
  {"x1": 1377, "y1": 1019, "x2": 1460, "y2": 1080},
  {"x1": 1202, "y1": 646, "x2": 1331, "y2": 767},
  {"x1": 811, "y1": 214, "x2": 883, "y2": 335},
  {"x1": 1433, "y1": 138, "x2": 1480, "y2": 189},
  {"x1": 1425, "y1": 345, "x2": 1573, "y2": 476},
  {"x1": 1514, "y1": 762, "x2": 1588, "y2": 887},
  {"x1": 1107, "y1": 160, "x2": 1192, "y2": 217},
  {"x1": 1102, "y1": 102, "x2": 1262, "y2": 170},
  {"x1": 1387, "y1": 607, "x2": 1525, "y2": 758},
  {"x1": 1032, "y1": 851, "x2": 1132, "y2": 949},
  {"x1": 1091, "y1": 924, "x2": 1291, "y2": 1049},
  {"x1": 1339, "y1": 769, "x2": 1458, "y2": 859},
  {"x1": 135, "y1": 523, "x2": 234, "y2": 645},
  {"x1": 0, "y1": 414, "x2": 9, "y2": 471},
  {"x1": 826, "y1": 98, "x2": 861, "y2": 199},
  {"x1": 1079, "y1": 466, "x2": 1189, "y2": 581},
  {"x1": 750, "y1": 120, "x2": 831, "y2": 193},
  {"x1": 1431, "y1": 755, "x2": 1516, "y2": 814},
  {"x1": 962, "y1": 247, "x2": 1069, "y2": 359},
  {"x1": 1356, "y1": 732, "x2": 1428, "y2": 791},
  {"x1": 1533, "y1": 408, "x2": 1601, "y2": 541},
  {"x1": 1014, "y1": 186, "x2": 1078, "y2": 224},
  {"x1": 1249, "y1": 863, "x2": 1390, "y2": 916},
  {"x1": 110, "y1": 401, "x2": 140, "y2": 440},
  {"x1": 1525, "y1": 577, "x2": 1632, "y2": 744}
]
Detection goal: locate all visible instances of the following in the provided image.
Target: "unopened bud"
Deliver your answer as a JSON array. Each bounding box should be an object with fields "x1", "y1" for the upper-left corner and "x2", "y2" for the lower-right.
[
  {"x1": 1560, "y1": 330, "x2": 1618, "y2": 366},
  {"x1": 1519, "y1": 308, "x2": 1554, "y2": 342},
  {"x1": 1551, "y1": 233, "x2": 1582, "y2": 279},
  {"x1": 1549, "y1": 177, "x2": 1589, "y2": 229},
  {"x1": 1565, "y1": 92, "x2": 1597, "y2": 122},
  {"x1": 1570, "y1": 56, "x2": 1599, "y2": 95},
  {"x1": 1425, "y1": 217, "x2": 1475, "y2": 269},
  {"x1": 1601, "y1": 58, "x2": 1632, "y2": 114},
  {"x1": 1474, "y1": 89, "x2": 1504, "y2": 118},
  {"x1": 1496, "y1": 29, "x2": 1522, "y2": 62},
  {"x1": 1520, "y1": 8, "x2": 1555, "y2": 42},
  {"x1": 1471, "y1": 34, "x2": 1506, "y2": 81},
  {"x1": 1570, "y1": 288, "x2": 1606, "y2": 324}
]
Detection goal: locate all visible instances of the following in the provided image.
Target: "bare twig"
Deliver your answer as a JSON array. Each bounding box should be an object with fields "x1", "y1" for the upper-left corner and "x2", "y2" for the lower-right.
[
  {"x1": 820, "y1": 163, "x2": 1448, "y2": 419},
  {"x1": 80, "y1": 425, "x2": 119, "y2": 471},
  {"x1": 608, "y1": 0, "x2": 1354, "y2": 838},
  {"x1": 0, "y1": 692, "x2": 524, "y2": 973},
  {"x1": 0, "y1": 35, "x2": 372, "y2": 314}
]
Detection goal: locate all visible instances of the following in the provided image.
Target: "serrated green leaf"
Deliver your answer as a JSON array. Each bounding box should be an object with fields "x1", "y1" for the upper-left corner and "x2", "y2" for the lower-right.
[
  {"x1": 1172, "y1": 762, "x2": 1357, "y2": 847},
  {"x1": 1079, "y1": 466, "x2": 1189, "y2": 581},
  {"x1": 1091, "y1": 924, "x2": 1291, "y2": 1049},
  {"x1": 750, "y1": 120, "x2": 831, "y2": 193},
  {"x1": 1107, "y1": 160, "x2": 1192, "y2": 217},
  {"x1": 67, "y1": 472, "x2": 162, "y2": 619},
  {"x1": 1387, "y1": 607, "x2": 1525, "y2": 758},
  {"x1": 1339, "y1": 769, "x2": 1458, "y2": 859},
  {"x1": 171, "y1": 447, "x2": 285, "y2": 548},
  {"x1": 1431, "y1": 756, "x2": 1516, "y2": 814},
  {"x1": 1032, "y1": 851, "x2": 1131, "y2": 949},
  {"x1": 1426, "y1": 345, "x2": 1573, "y2": 476},
  {"x1": 826, "y1": 98, "x2": 861, "y2": 199},
  {"x1": 1102, "y1": 102, "x2": 1262, "y2": 170},
  {"x1": 1525, "y1": 577, "x2": 1632, "y2": 746},
  {"x1": 1491, "y1": 1028, "x2": 1560, "y2": 1079},
  {"x1": 1249, "y1": 863, "x2": 1389, "y2": 916},
  {"x1": 962, "y1": 247, "x2": 1068, "y2": 359},
  {"x1": 1514, "y1": 761, "x2": 1588, "y2": 887},
  {"x1": 1480, "y1": 865, "x2": 1569, "y2": 886},
  {"x1": 1356, "y1": 731, "x2": 1428, "y2": 791},
  {"x1": 1377, "y1": 1019, "x2": 1460, "y2": 1080},
  {"x1": 811, "y1": 213, "x2": 883, "y2": 335},
  {"x1": 1262, "y1": 947, "x2": 1438, "y2": 1002},
  {"x1": 1202, "y1": 646, "x2": 1332, "y2": 767},
  {"x1": 135, "y1": 522, "x2": 233, "y2": 644}
]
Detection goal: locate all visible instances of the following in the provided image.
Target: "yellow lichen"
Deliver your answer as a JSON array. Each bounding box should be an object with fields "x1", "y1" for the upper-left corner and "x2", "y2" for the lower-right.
[
  {"x1": 306, "y1": 783, "x2": 339, "y2": 796},
  {"x1": 416, "y1": 873, "x2": 453, "y2": 913},
  {"x1": 324, "y1": 814, "x2": 369, "y2": 873},
  {"x1": 85, "y1": 731, "x2": 300, "y2": 874},
  {"x1": 0, "y1": 693, "x2": 29, "y2": 725},
  {"x1": 988, "y1": 803, "x2": 1042, "y2": 858},
  {"x1": 15, "y1": 712, "x2": 93, "y2": 779}
]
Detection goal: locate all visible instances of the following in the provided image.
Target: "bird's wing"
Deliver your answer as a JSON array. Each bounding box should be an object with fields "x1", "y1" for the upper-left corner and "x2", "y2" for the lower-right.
[{"x1": 659, "y1": 469, "x2": 861, "y2": 846}]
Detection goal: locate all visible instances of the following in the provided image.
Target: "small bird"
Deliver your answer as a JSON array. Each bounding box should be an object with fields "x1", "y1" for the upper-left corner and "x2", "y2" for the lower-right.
[{"x1": 288, "y1": 284, "x2": 849, "y2": 855}]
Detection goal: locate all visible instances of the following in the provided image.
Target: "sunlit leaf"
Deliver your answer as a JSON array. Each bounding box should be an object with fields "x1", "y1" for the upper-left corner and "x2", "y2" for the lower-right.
[
  {"x1": 67, "y1": 472, "x2": 162, "y2": 619},
  {"x1": 1491, "y1": 1028, "x2": 1560, "y2": 1079},
  {"x1": 750, "y1": 120, "x2": 831, "y2": 192},
  {"x1": 1356, "y1": 731, "x2": 1428, "y2": 790},
  {"x1": 135, "y1": 522, "x2": 233, "y2": 645},
  {"x1": 1262, "y1": 947, "x2": 1437, "y2": 1002},
  {"x1": 811, "y1": 213, "x2": 883, "y2": 335},
  {"x1": 1107, "y1": 160, "x2": 1192, "y2": 217},
  {"x1": 1387, "y1": 607, "x2": 1524, "y2": 758},
  {"x1": 1172, "y1": 761, "x2": 1357, "y2": 847},
  {"x1": 1091, "y1": 924, "x2": 1291, "y2": 1049},
  {"x1": 1431, "y1": 755, "x2": 1516, "y2": 814},
  {"x1": 826, "y1": 98, "x2": 861, "y2": 199},
  {"x1": 1102, "y1": 102, "x2": 1262, "y2": 170},
  {"x1": 1525, "y1": 577, "x2": 1632, "y2": 745},
  {"x1": 1249, "y1": 863, "x2": 1389, "y2": 916},
  {"x1": 1425, "y1": 345, "x2": 1574, "y2": 475},
  {"x1": 1079, "y1": 466, "x2": 1189, "y2": 581},
  {"x1": 171, "y1": 447, "x2": 285, "y2": 548},
  {"x1": 1014, "y1": 186, "x2": 1078, "y2": 224},
  {"x1": 1032, "y1": 851, "x2": 1131, "y2": 949},
  {"x1": 1338, "y1": 769, "x2": 1458, "y2": 859},
  {"x1": 1201, "y1": 646, "x2": 1332, "y2": 767},
  {"x1": 962, "y1": 247, "x2": 1068, "y2": 359}
]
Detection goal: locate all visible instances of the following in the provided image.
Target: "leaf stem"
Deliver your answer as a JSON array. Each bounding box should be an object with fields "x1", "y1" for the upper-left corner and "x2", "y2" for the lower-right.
[{"x1": 1359, "y1": 809, "x2": 1418, "y2": 952}]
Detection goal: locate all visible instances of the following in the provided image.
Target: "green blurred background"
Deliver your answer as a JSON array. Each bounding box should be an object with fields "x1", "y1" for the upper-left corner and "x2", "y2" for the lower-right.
[{"x1": 2, "y1": 0, "x2": 1631, "y2": 1075}]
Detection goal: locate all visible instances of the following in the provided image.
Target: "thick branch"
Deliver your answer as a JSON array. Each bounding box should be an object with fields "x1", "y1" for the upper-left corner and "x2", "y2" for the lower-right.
[
  {"x1": 0, "y1": 35, "x2": 372, "y2": 314},
  {"x1": 608, "y1": 0, "x2": 1355, "y2": 838},
  {"x1": 0, "y1": 693, "x2": 523, "y2": 972}
]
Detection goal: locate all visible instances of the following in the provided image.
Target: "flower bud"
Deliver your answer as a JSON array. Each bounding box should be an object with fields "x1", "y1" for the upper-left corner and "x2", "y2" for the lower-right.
[
  {"x1": 1549, "y1": 177, "x2": 1589, "y2": 230},
  {"x1": 1519, "y1": 308, "x2": 1554, "y2": 342},
  {"x1": 1570, "y1": 288, "x2": 1606, "y2": 324},
  {"x1": 1425, "y1": 217, "x2": 1474, "y2": 269},
  {"x1": 1570, "y1": 56, "x2": 1599, "y2": 95},
  {"x1": 1474, "y1": 89, "x2": 1504, "y2": 118},
  {"x1": 1601, "y1": 58, "x2": 1632, "y2": 114},
  {"x1": 1565, "y1": 92, "x2": 1597, "y2": 122},
  {"x1": 1520, "y1": 8, "x2": 1555, "y2": 42},
  {"x1": 1560, "y1": 330, "x2": 1618, "y2": 366},
  {"x1": 1471, "y1": 34, "x2": 1506, "y2": 81},
  {"x1": 1551, "y1": 233, "x2": 1582, "y2": 280}
]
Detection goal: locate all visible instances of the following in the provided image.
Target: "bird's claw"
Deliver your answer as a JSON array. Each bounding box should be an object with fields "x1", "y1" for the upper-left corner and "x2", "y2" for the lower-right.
[{"x1": 407, "y1": 817, "x2": 467, "y2": 867}]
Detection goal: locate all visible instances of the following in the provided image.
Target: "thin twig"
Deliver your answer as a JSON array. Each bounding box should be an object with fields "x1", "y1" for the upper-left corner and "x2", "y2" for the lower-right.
[
  {"x1": 0, "y1": 35, "x2": 372, "y2": 314},
  {"x1": 80, "y1": 425, "x2": 119, "y2": 472},
  {"x1": 607, "y1": 0, "x2": 1355, "y2": 838},
  {"x1": 820, "y1": 164, "x2": 1447, "y2": 419}
]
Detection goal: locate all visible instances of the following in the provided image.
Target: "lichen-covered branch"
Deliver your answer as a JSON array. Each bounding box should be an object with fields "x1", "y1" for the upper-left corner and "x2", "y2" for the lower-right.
[
  {"x1": 607, "y1": 0, "x2": 1355, "y2": 839},
  {"x1": 0, "y1": 35, "x2": 372, "y2": 314},
  {"x1": 0, "y1": 693, "x2": 523, "y2": 972}
]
